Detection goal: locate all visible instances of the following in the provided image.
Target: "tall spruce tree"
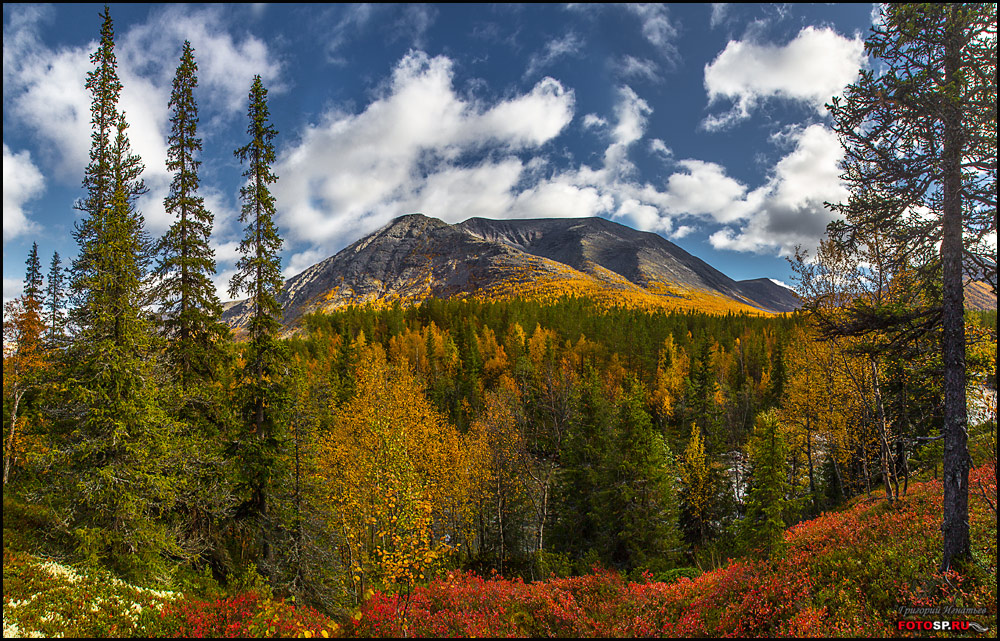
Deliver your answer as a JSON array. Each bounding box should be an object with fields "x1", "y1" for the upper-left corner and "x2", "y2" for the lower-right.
[
  {"x1": 740, "y1": 409, "x2": 790, "y2": 557},
  {"x1": 63, "y1": 6, "x2": 179, "y2": 576},
  {"x1": 153, "y1": 41, "x2": 234, "y2": 565},
  {"x1": 155, "y1": 40, "x2": 227, "y2": 391},
  {"x1": 46, "y1": 251, "x2": 66, "y2": 346},
  {"x1": 23, "y1": 243, "x2": 44, "y2": 316},
  {"x1": 229, "y1": 74, "x2": 288, "y2": 564},
  {"x1": 827, "y1": 3, "x2": 997, "y2": 571}
]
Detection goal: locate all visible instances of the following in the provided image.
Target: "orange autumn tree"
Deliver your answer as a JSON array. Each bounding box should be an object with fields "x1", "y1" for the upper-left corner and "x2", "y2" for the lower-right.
[
  {"x1": 321, "y1": 343, "x2": 472, "y2": 603},
  {"x1": 4, "y1": 245, "x2": 48, "y2": 485}
]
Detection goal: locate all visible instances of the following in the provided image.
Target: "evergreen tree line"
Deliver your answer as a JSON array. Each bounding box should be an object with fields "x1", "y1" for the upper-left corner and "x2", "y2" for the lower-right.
[{"x1": 3, "y1": 6, "x2": 286, "y2": 583}]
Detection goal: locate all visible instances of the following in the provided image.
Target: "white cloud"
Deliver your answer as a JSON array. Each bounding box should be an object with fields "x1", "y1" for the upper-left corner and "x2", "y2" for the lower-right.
[
  {"x1": 525, "y1": 32, "x2": 584, "y2": 78},
  {"x1": 671, "y1": 225, "x2": 694, "y2": 239},
  {"x1": 3, "y1": 22, "x2": 95, "y2": 180},
  {"x1": 649, "y1": 138, "x2": 673, "y2": 159},
  {"x1": 708, "y1": 124, "x2": 847, "y2": 255},
  {"x1": 710, "y1": 4, "x2": 729, "y2": 29},
  {"x1": 284, "y1": 248, "x2": 329, "y2": 281},
  {"x1": 625, "y1": 4, "x2": 680, "y2": 64},
  {"x1": 659, "y1": 159, "x2": 751, "y2": 222},
  {"x1": 118, "y1": 5, "x2": 283, "y2": 112},
  {"x1": 2, "y1": 4, "x2": 282, "y2": 235},
  {"x1": 615, "y1": 198, "x2": 668, "y2": 234},
  {"x1": 2, "y1": 144, "x2": 45, "y2": 244},
  {"x1": 322, "y1": 5, "x2": 438, "y2": 65},
  {"x1": 603, "y1": 86, "x2": 651, "y2": 177},
  {"x1": 511, "y1": 174, "x2": 615, "y2": 220},
  {"x1": 769, "y1": 278, "x2": 793, "y2": 290},
  {"x1": 3, "y1": 277, "x2": 24, "y2": 304},
  {"x1": 617, "y1": 55, "x2": 661, "y2": 83},
  {"x1": 274, "y1": 51, "x2": 575, "y2": 257},
  {"x1": 703, "y1": 26, "x2": 864, "y2": 130},
  {"x1": 323, "y1": 4, "x2": 379, "y2": 64},
  {"x1": 405, "y1": 160, "x2": 524, "y2": 224}
]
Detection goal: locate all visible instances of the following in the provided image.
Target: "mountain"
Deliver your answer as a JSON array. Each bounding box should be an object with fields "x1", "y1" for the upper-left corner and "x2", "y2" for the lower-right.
[
  {"x1": 733, "y1": 278, "x2": 802, "y2": 315},
  {"x1": 223, "y1": 214, "x2": 801, "y2": 331}
]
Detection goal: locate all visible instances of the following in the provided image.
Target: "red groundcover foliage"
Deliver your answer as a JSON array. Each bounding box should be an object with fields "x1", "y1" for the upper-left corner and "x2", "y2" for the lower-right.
[
  {"x1": 153, "y1": 591, "x2": 336, "y2": 638},
  {"x1": 347, "y1": 464, "x2": 997, "y2": 638}
]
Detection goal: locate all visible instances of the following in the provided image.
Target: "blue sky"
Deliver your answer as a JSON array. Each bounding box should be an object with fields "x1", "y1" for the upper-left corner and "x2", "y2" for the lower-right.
[{"x1": 3, "y1": 3, "x2": 878, "y2": 302}]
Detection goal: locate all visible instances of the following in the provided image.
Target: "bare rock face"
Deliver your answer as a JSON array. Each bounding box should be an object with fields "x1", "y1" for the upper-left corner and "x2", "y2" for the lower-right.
[{"x1": 223, "y1": 213, "x2": 803, "y2": 331}]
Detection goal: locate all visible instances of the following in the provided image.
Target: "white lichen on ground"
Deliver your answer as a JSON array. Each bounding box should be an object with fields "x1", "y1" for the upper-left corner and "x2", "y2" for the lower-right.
[{"x1": 2, "y1": 554, "x2": 179, "y2": 638}]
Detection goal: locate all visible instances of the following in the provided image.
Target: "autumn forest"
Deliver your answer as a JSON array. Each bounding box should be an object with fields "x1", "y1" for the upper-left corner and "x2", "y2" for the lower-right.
[{"x1": 3, "y1": 4, "x2": 997, "y2": 638}]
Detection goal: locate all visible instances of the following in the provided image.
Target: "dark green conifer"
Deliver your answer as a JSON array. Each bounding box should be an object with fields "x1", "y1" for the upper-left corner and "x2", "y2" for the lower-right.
[
  {"x1": 740, "y1": 409, "x2": 790, "y2": 557},
  {"x1": 62, "y1": 6, "x2": 179, "y2": 577},
  {"x1": 23, "y1": 243, "x2": 43, "y2": 312},
  {"x1": 229, "y1": 74, "x2": 288, "y2": 563},
  {"x1": 595, "y1": 378, "x2": 681, "y2": 573},
  {"x1": 155, "y1": 40, "x2": 227, "y2": 390},
  {"x1": 45, "y1": 251, "x2": 66, "y2": 346}
]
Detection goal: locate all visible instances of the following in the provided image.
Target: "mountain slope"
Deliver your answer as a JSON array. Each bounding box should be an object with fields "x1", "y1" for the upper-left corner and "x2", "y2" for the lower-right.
[
  {"x1": 223, "y1": 214, "x2": 800, "y2": 331},
  {"x1": 734, "y1": 278, "x2": 802, "y2": 314}
]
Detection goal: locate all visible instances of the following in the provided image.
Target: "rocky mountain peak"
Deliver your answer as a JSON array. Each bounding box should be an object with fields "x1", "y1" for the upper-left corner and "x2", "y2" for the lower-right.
[{"x1": 223, "y1": 214, "x2": 805, "y2": 332}]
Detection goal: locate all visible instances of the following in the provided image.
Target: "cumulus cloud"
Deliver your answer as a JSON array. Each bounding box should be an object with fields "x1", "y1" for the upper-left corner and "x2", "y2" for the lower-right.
[
  {"x1": 659, "y1": 160, "x2": 751, "y2": 223},
  {"x1": 708, "y1": 124, "x2": 847, "y2": 255},
  {"x1": 2, "y1": 4, "x2": 282, "y2": 235},
  {"x1": 274, "y1": 51, "x2": 576, "y2": 266},
  {"x1": 702, "y1": 26, "x2": 864, "y2": 130},
  {"x1": 3, "y1": 144, "x2": 45, "y2": 244}
]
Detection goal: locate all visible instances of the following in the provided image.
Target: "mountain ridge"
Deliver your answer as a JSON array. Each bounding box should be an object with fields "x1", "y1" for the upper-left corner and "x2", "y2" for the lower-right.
[{"x1": 223, "y1": 213, "x2": 801, "y2": 331}]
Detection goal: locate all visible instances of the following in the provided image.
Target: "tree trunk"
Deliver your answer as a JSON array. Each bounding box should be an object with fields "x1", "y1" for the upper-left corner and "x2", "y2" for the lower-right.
[
  {"x1": 940, "y1": 4, "x2": 971, "y2": 572},
  {"x1": 870, "y1": 359, "x2": 898, "y2": 503},
  {"x1": 4, "y1": 389, "x2": 24, "y2": 485}
]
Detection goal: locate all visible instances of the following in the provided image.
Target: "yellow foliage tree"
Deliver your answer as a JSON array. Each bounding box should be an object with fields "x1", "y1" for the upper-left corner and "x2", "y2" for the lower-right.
[
  {"x1": 3, "y1": 294, "x2": 47, "y2": 485},
  {"x1": 680, "y1": 424, "x2": 713, "y2": 543},
  {"x1": 320, "y1": 345, "x2": 471, "y2": 603},
  {"x1": 466, "y1": 375, "x2": 527, "y2": 574},
  {"x1": 651, "y1": 335, "x2": 688, "y2": 422}
]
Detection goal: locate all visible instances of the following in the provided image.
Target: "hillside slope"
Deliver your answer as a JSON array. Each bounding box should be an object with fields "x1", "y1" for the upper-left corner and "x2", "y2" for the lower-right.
[
  {"x1": 223, "y1": 214, "x2": 800, "y2": 332},
  {"x1": 348, "y1": 464, "x2": 998, "y2": 638},
  {"x1": 4, "y1": 465, "x2": 995, "y2": 638}
]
